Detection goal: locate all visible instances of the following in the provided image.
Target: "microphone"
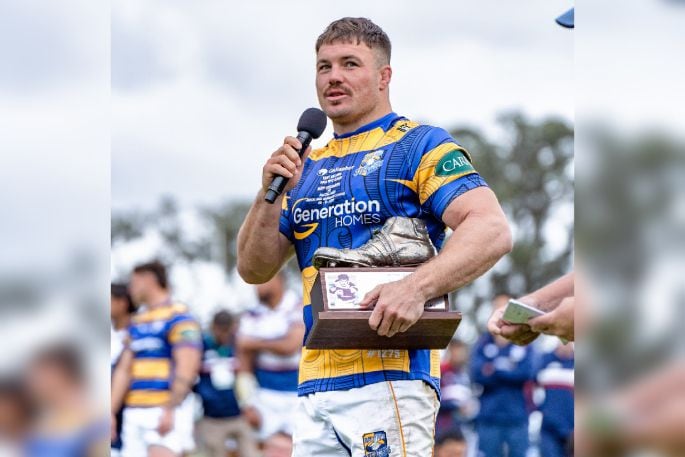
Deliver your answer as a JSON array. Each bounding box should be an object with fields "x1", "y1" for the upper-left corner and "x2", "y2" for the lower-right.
[{"x1": 264, "y1": 108, "x2": 327, "y2": 204}]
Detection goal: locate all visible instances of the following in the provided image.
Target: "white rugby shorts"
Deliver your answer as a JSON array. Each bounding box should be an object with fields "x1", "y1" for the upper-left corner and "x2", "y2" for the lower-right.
[{"x1": 292, "y1": 380, "x2": 439, "y2": 457}]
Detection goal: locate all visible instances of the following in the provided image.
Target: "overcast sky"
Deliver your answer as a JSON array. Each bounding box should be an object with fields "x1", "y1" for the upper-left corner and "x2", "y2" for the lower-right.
[
  {"x1": 111, "y1": 0, "x2": 576, "y2": 210},
  {"x1": 1, "y1": 0, "x2": 683, "y2": 273}
]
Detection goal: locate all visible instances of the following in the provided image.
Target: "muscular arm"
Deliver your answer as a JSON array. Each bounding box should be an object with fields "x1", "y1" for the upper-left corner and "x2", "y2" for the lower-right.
[
  {"x1": 237, "y1": 192, "x2": 294, "y2": 284},
  {"x1": 411, "y1": 187, "x2": 512, "y2": 300},
  {"x1": 363, "y1": 187, "x2": 512, "y2": 337},
  {"x1": 237, "y1": 136, "x2": 311, "y2": 284}
]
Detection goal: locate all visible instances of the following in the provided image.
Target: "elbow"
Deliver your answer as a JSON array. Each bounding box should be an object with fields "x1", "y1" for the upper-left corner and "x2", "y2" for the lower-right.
[
  {"x1": 493, "y1": 217, "x2": 513, "y2": 259},
  {"x1": 500, "y1": 224, "x2": 514, "y2": 256},
  {"x1": 237, "y1": 261, "x2": 265, "y2": 285},
  {"x1": 236, "y1": 257, "x2": 274, "y2": 285}
]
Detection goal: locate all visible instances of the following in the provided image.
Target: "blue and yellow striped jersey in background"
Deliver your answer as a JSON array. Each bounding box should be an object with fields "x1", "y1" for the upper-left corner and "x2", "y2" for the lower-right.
[
  {"x1": 279, "y1": 112, "x2": 488, "y2": 397},
  {"x1": 124, "y1": 302, "x2": 202, "y2": 408}
]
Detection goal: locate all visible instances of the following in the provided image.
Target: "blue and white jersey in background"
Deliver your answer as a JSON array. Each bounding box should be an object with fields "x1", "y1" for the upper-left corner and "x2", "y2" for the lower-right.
[
  {"x1": 536, "y1": 349, "x2": 574, "y2": 438},
  {"x1": 238, "y1": 290, "x2": 302, "y2": 392}
]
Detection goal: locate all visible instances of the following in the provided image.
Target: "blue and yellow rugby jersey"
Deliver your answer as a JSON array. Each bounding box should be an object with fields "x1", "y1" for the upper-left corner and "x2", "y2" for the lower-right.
[
  {"x1": 279, "y1": 112, "x2": 488, "y2": 397},
  {"x1": 124, "y1": 302, "x2": 202, "y2": 408}
]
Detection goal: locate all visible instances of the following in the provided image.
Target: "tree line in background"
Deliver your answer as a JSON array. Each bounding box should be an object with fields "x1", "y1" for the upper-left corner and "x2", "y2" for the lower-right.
[{"x1": 111, "y1": 111, "x2": 574, "y2": 328}]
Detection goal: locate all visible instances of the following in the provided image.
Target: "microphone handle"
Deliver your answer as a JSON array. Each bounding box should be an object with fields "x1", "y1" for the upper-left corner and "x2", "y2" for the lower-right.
[{"x1": 264, "y1": 131, "x2": 313, "y2": 204}]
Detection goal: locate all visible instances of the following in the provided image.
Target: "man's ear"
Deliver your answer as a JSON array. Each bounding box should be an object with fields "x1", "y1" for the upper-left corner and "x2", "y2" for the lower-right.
[{"x1": 379, "y1": 65, "x2": 392, "y2": 90}]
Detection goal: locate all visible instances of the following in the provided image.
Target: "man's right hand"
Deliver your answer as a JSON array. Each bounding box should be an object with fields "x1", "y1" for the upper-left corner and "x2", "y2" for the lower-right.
[{"x1": 261, "y1": 136, "x2": 312, "y2": 195}]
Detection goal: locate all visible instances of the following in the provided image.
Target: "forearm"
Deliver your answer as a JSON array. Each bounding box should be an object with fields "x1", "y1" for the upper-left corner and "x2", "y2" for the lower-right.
[
  {"x1": 111, "y1": 366, "x2": 131, "y2": 413},
  {"x1": 236, "y1": 342, "x2": 256, "y2": 373},
  {"x1": 237, "y1": 190, "x2": 291, "y2": 284},
  {"x1": 521, "y1": 272, "x2": 574, "y2": 312},
  {"x1": 166, "y1": 348, "x2": 201, "y2": 409},
  {"x1": 410, "y1": 212, "x2": 511, "y2": 300}
]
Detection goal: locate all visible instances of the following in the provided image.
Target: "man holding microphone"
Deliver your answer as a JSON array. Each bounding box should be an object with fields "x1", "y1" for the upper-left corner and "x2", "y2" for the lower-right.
[{"x1": 238, "y1": 17, "x2": 512, "y2": 456}]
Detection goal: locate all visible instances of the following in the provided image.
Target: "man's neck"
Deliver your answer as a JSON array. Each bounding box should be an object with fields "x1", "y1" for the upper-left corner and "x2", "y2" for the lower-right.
[
  {"x1": 147, "y1": 290, "x2": 171, "y2": 308},
  {"x1": 332, "y1": 105, "x2": 393, "y2": 136},
  {"x1": 112, "y1": 315, "x2": 130, "y2": 330}
]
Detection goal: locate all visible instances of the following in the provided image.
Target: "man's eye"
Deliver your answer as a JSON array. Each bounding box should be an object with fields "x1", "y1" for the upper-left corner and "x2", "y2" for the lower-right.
[
  {"x1": 345, "y1": 61, "x2": 358, "y2": 67},
  {"x1": 318, "y1": 64, "x2": 331, "y2": 71}
]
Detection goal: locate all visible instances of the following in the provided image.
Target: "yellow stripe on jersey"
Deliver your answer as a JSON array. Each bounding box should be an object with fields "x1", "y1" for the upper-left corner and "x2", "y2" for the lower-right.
[
  {"x1": 133, "y1": 303, "x2": 189, "y2": 323},
  {"x1": 299, "y1": 348, "x2": 412, "y2": 384},
  {"x1": 132, "y1": 358, "x2": 171, "y2": 380},
  {"x1": 430, "y1": 350, "x2": 441, "y2": 378},
  {"x1": 391, "y1": 143, "x2": 475, "y2": 205},
  {"x1": 125, "y1": 389, "x2": 170, "y2": 407},
  {"x1": 301, "y1": 266, "x2": 319, "y2": 305},
  {"x1": 378, "y1": 120, "x2": 420, "y2": 147},
  {"x1": 309, "y1": 120, "x2": 421, "y2": 162},
  {"x1": 168, "y1": 321, "x2": 201, "y2": 345}
]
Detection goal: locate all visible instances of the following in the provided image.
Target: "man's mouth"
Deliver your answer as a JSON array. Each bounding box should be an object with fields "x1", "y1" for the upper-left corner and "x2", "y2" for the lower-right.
[{"x1": 325, "y1": 89, "x2": 349, "y2": 102}]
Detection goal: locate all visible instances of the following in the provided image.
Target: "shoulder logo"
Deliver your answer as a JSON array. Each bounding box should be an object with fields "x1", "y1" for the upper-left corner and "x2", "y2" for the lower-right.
[
  {"x1": 363, "y1": 431, "x2": 391, "y2": 457},
  {"x1": 435, "y1": 149, "x2": 475, "y2": 177},
  {"x1": 354, "y1": 149, "x2": 385, "y2": 177},
  {"x1": 396, "y1": 122, "x2": 411, "y2": 132}
]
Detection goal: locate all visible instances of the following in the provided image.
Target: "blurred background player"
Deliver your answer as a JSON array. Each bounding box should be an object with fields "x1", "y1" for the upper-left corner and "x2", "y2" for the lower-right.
[
  {"x1": 471, "y1": 296, "x2": 535, "y2": 457},
  {"x1": 23, "y1": 344, "x2": 109, "y2": 457},
  {"x1": 235, "y1": 272, "x2": 304, "y2": 442},
  {"x1": 111, "y1": 261, "x2": 202, "y2": 457},
  {"x1": 0, "y1": 377, "x2": 32, "y2": 456},
  {"x1": 535, "y1": 341, "x2": 574, "y2": 457},
  {"x1": 434, "y1": 428, "x2": 468, "y2": 457},
  {"x1": 436, "y1": 339, "x2": 477, "y2": 444},
  {"x1": 111, "y1": 282, "x2": 136, "y2": 456},
  {"x1": 195, "y1": 310, "x2": 259, "y2": 457}
]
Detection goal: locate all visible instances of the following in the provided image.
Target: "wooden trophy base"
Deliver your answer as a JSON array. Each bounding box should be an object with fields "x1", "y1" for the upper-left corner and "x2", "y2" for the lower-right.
[{"x1": 305, "y1": 268, "x2": 461, "y2": 350}]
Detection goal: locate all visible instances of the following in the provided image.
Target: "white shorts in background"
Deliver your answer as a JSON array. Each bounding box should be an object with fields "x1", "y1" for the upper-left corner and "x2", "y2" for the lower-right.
[
  {"x1": 252, "y1": 387, "x2": 299, "y2": 440},
  {"x1": 121, "y1": 401, "x2": 195, "y2": 457},
  {"x1": 292, "y1": 380, "x2": 439, "y2": 457}
]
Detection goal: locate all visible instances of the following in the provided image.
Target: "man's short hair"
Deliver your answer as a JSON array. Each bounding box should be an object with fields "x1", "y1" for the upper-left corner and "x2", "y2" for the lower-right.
[
  {"x1": 133, "y1": 260, "x2": 168, "y2": 289},
  {"x1": 212, "y1": 310, "x2": 234, "y2": 328},
  {"x1": 316, "y1": 17, "x2": 391, "y2": 65},
  {"x1": 111, "y1": 282, "x2": 136, "y2": 313}
]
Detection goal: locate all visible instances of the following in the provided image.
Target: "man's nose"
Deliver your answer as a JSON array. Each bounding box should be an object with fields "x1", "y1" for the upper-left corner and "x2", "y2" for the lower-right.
[{"x1": 328, "y1": 64, "x2": 344, "y2": 84}]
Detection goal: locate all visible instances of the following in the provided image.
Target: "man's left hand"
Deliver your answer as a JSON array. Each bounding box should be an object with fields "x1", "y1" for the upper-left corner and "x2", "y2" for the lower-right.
[
  {"x1": 360, "y1": 277, "x2": 426, "y2": 337},
  {"x1": 157, "y1": 407, "x2": 174, "y2": 436},
  {"x1": 528, "y1": 297, "x2": 574, "y2": 341}
]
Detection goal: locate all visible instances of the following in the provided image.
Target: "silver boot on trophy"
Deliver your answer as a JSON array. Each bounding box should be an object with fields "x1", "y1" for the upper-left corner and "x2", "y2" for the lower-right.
[{"x1": 312, "y1": 216, "x2": 436, "y2": 269}]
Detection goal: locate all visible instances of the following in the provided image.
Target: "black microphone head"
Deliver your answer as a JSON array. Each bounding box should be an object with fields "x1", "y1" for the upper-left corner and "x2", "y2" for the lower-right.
[{"x1": 297, "y1": 108, "x2": 327, "y2": 139}]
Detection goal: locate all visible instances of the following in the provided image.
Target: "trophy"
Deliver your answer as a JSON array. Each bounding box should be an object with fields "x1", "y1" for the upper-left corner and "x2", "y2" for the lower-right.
[{"x1": 305, "y1": 217, "x2": 462, "y2": 349}]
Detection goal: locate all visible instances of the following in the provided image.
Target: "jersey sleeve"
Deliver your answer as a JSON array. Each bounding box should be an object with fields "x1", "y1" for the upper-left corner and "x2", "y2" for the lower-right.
[
  {"x1": 279, "y1": 192, "x2": 295, "y2": 243},
  {"x1": 167, "y1": 313, "x2": 202, "y2": 349},
  {"x1": 409, "y1": 127, "x2": 489, "y2": 219}
]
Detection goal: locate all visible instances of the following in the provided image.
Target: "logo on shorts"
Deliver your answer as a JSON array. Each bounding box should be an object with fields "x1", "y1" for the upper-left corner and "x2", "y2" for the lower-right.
[
  {"x1": 363, "y1": 431, "x2": 391, "y2": 457},
  {"x1": 355, "y1": 149, "x2": 385, "y2": 177}
]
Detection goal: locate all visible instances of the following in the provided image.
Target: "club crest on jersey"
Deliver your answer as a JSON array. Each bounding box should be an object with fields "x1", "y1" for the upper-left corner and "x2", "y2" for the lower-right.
[
  {"x1": 355, "y1": 149, "x2": 385, "y2": 177},
  {"x1": 363, "y1": 431, "x2": 391, "y2": 457}
]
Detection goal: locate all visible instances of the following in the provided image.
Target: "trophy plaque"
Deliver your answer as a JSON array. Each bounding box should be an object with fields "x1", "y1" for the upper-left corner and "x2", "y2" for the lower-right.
[{"x1": 305, "y1": 267, "x2": 462, "y2": 349}]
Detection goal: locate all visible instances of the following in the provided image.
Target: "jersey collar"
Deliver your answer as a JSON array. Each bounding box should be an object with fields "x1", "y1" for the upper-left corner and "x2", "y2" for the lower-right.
[{"x1": 333, "y1": 112, "x2": 405, "y2": 140}]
